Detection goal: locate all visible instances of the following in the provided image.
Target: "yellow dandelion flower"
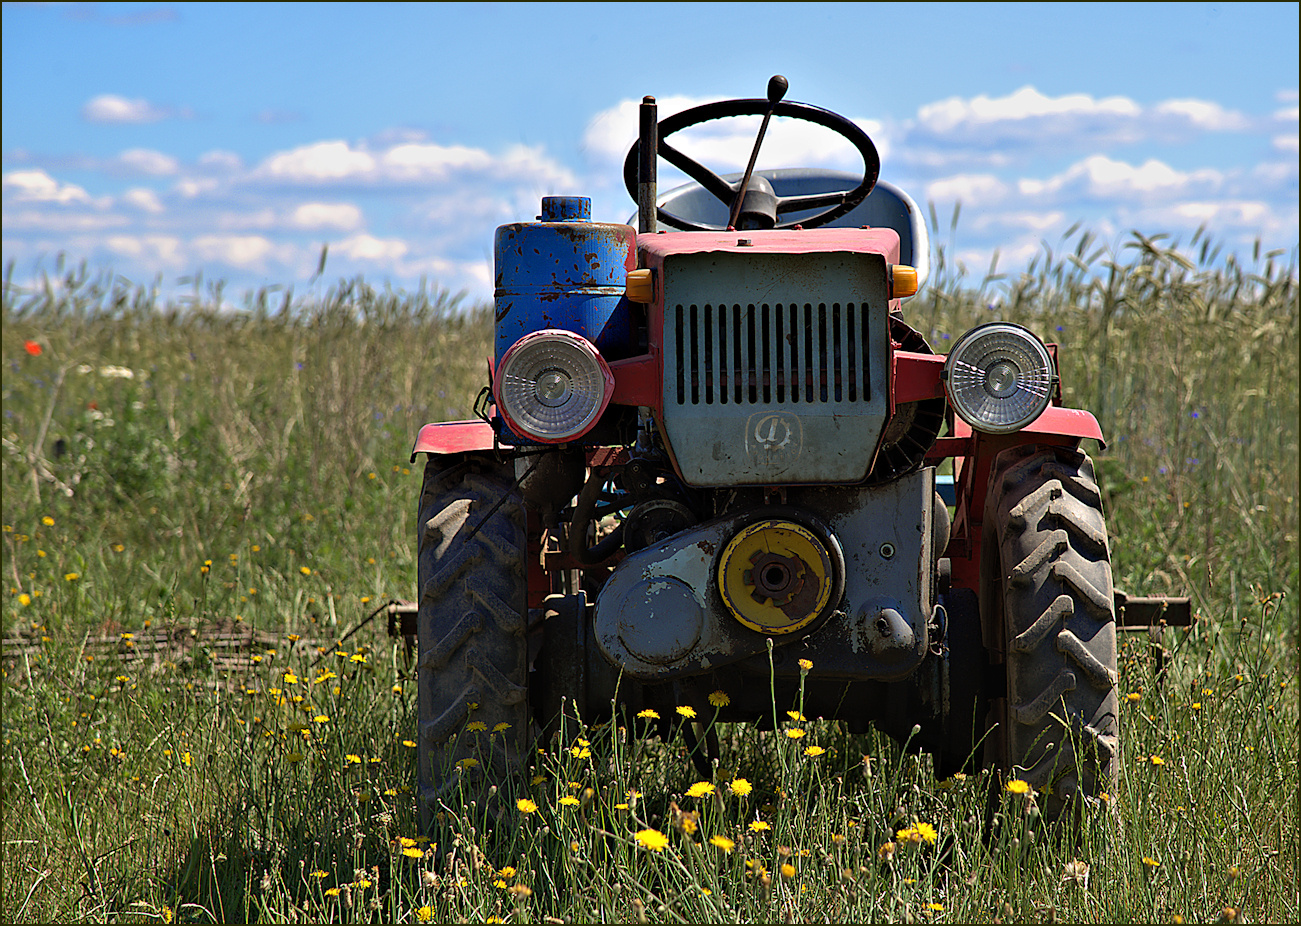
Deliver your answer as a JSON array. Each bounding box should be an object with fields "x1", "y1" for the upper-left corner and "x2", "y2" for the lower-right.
[
  {"x1": 1149, "y1": 755, "x2": 1165, "y2": 766},
  {"x1": 313, "y1": 715, "x2": 329, "y2": 723},
  {"x1": 635, "y1": 828, "x2": 669, "y2": 852},
  {"x1": 730, "y1": 778, "x2": 753, "y2": 796},
  {"x1": 466, "y1": 721, "x2": 488, "y2": 733},
  {"x1": 310, "y1": 869, "x2": 328, "y2": 879},
  {"x1": 804, "y1": 745, "x2": 826, "y2": 757},
  {"x1": 17, "y1": 594, "x2": 30, "y2": 607},
  {"x1": 685, "y1": 781, "x2": 715, "y2": 798},
  {"x1": 749, "y1": 820, "x2": 770, "y2": 833},
  {"x1": 402, "y1": 739, "x2": 417, "y2": 748},
  {"x1": 492, "y1": 722, "x2": 512, "y2": 733},
  {"x1": 709, "y1": 690, "x2": 730, "y2": 707},
  {"x1": 324, "y1": 887, "x2": 341, "y2": 898},
  {"x1": 928, "y1": 902, "x2": 944, "y2": 912},
  {"x1": 1005, "y1": 779, "x2": 1032, "y2": 794},
  {"x1": 798, "y1": 658, "x2": 813, "y2": 671},
  {"x1": 496, "y1": 866, "x2": 517, "y2": 879},
  {"x1": 786, "y1": 710, "x2": 807, "y2": 721},
  {"x1": 637, "y1": 708, "x2": 660, "y2": 720},
  {"x1": 416, "y1": 906, "x2": 434, "y2": 923},
  {"x1": 1126, "y1": 691, "x2": 1142, "y2": 702},
  {"x1": 457, "y1": 757, "x2": 479, "y2": 769},
  {"x1": 345, "y1": 754, "x2": 362, "y2": 764},
  {"x1": 709, "y1": 835, "x2": 735, "y2": 852},
  {"x1": 1143, "y1": 856, "x2": 1160, "y2": 869},
  {"x1": 676, "y1": 705, "x2": 697, "y2": 719},
  {"x1": 785, "y1": 728, "x2": 807, "y2": 739},
  {"x1": 300, "y1": 566, "x2": 312, "y2": 576},
  {"x1": 559, "y1": 796, "x2": 580, "y2": 806},
  {"x1": 517, "y1": 798, "x2": 538, "y2": 814},
  {"x1": 781, "y1": 862, "x2": 796, "y2": 878},
  {"x1": 64, "y1": 573, "x2": 79, "y2": 582},
  {"x1": 915, "y1": 822, "x2": 937, "y2": 844},
  {"x1": 402, "y1": 847, "x2": 423, "y2": 859},
  {"x1": 42, "y1": 516, "x2": 55, "y2": 527},
  {"x1": 182, "y1": 751, "x2": 193, "y2": 767}
]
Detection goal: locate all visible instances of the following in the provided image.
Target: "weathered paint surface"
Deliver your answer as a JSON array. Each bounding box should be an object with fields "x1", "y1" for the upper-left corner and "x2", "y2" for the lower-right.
[{"x1": 494, "y1": 196, "x2": 638, "y2": 366}]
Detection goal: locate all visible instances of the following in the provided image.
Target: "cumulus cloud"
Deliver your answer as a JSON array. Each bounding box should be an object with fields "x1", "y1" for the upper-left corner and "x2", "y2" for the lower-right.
[
  {"x1": 253, "y1": 138, "x2": 576, "y2": 189},
  {"x1": 82, "y1": 94, "x2": 176, "y2": 124},
  {"x1": 1018, "y1": 155, "x2": 1223, "y2": 201},
  {"x1": 918, "y1": 86, "x2": 1141, "y2": 134},
  {"x1": 198, "y1": 150, "x2": 244, "y2": 171},
  {"x1": 121, "y1": 188, "x2": 165, "y2": 214},
  {"x1": 289, "y1": 202, "x2": 363, "y2": 231},
  {"x1": 906, "y1": 86, "x2": 1255, "y2": 162},
  {"x1": 3, "y1": 169, "x2": 92, "y2": 204},
  {"x1": 924, "y1": 174, "x2": 1009, "y2": 208},
  {"x1": 116, "y1": 148, "x2": 180, "y2": 176}
]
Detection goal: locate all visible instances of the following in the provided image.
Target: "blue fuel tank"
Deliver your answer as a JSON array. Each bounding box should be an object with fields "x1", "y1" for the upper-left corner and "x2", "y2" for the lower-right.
[{"x1": 494, "y1": 196, "x2": 637, "y2": 367}]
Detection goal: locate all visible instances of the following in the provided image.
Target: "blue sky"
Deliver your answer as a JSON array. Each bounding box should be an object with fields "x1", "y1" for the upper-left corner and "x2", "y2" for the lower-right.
[{"x1": 3, "y1": 1, "x2": 1297, "y2": 306}]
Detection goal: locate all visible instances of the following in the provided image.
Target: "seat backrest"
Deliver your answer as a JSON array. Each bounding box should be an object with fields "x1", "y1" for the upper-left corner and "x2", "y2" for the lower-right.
[{"x1": 636, "y1": 169, "x2": 931, "y2": 297}]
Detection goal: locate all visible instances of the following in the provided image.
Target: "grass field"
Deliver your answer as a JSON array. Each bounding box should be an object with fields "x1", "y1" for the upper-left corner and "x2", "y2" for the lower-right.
[{"x1": 2, "y1": 227, "x2": 1297, "y2": 924}]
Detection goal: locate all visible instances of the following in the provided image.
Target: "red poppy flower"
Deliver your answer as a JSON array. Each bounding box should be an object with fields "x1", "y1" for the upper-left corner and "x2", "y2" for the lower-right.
[{"x1": 24, "y1": 340, "x2": 42, "y2": 356}]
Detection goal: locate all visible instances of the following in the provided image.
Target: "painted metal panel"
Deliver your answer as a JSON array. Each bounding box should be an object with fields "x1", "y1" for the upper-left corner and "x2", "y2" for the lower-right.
[
  {"x1": 658, "y1": 248, "x2": 892, "y2": 486},
  {"x1": 493, "y1": 196, "x2": 638, "y2": 366}
]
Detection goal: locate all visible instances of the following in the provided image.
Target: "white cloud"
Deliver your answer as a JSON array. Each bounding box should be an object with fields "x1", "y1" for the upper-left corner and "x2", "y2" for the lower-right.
[
  {"x1": 381, "y1": 143, "x2": 489, "y2": 181},
  {"x1": 1273, "y1": 133, "x2": 1300, "y2": 153},
  {"x1": 191, "y1": 234, "x2": 287, "y2": 269},
  {"x1": 289, "y1": 202, "x2": 363, "y2": 231},
  {"x1": 105, "y1": 234, "x2": 184, "y2": 266},
  {"x1": 198, "y1": 150, "x2": 244, "y2": 171},
  {"x1": 3, "y1": 169, "x2": 92, "y2": 204},
  {"x1": 82, "y1": 94, "x2": 172, "y2": 124},
  {"x1": 1169, "y1": 200, "x2": 1271, "y2": 226},
  {"x1": 121, "y1": 188, "x2": 165, "y2": 213},
  {"x1": 117, "y1": 148, "x2": 180, "y2": 176},
  {"x1": 925, "y1": 174, "x2": 1009, "y2": 207},
  {"x1": 918, "y1": 86, "x2": 1141, "y2": 134},
  {"x1": 1019, "y1": 155, "x2": 1223, "y2": 200},
  {"x1": 1151, "y1": 99, "x2": 1250, "y2": 131},
  {"x1": 253, "y1": 138, "x2": 576, "y2": 190},
  {"x1": 334, "y1": 234, "x2": 408, "y2": 262},
  {"x1": 259, "y1": 141, "x2": 377, "y2": 182}
]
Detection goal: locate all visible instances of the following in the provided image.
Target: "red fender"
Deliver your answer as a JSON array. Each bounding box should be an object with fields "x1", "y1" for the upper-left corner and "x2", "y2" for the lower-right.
[{"x1": 409, "y1": 419, "x2": 496, "y2": 462}]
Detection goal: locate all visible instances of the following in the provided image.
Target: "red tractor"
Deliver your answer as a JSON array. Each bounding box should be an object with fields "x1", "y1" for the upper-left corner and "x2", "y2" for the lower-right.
[{"x1": 407, "y1": 77, "x2": 1188, "y2": 824}]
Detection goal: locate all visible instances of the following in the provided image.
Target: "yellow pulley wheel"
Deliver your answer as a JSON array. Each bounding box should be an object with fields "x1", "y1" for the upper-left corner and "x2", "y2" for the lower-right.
[{"x1": 717, "y1": 520, "x2": 835, "y2": 635}]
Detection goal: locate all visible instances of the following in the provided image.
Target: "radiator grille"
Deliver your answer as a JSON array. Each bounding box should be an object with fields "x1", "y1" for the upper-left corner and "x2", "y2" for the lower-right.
[{"x1": 671, "y1": 302, "x2": 872, "y2": 406}]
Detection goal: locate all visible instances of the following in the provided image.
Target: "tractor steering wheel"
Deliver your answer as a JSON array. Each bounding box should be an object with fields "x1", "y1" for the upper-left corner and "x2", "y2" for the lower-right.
[{"x1": 623, "y1": 98, "x2": 880, "y2": 232}]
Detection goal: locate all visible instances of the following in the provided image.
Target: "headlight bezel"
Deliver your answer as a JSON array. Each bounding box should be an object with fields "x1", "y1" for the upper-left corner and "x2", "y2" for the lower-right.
[
  {"x1": 941, "y1": 322, "x2": 1057, "y2": 434},
  {"x1": 494, "y1": 329, "x2": 615, "y2": 444}
]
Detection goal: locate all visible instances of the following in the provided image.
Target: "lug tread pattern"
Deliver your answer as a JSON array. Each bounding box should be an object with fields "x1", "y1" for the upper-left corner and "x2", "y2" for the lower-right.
[
  {"x1": 985, "y1": 446, "x2": 1119, "y2": 822},
  {"x1": 1056, "y1": 629, "x2": 1118, "y2": 690},
  {"x1": 415, "y1": 454, "x2": 529, "y2": 826},
  {"x1": 1012, "y1": 594, "x2": 1073, "y2": 653}
]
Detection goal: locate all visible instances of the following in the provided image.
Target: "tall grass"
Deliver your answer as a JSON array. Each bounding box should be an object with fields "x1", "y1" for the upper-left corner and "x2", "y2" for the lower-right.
[{"x1": 2, "y1": 227, "x2": 1296, "y2": 923}]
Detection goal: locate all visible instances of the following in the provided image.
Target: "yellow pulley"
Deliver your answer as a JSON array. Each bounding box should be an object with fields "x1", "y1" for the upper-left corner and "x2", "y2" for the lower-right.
[{"x1": 717, "y1": 519, "x2": 835, "y2": 635}]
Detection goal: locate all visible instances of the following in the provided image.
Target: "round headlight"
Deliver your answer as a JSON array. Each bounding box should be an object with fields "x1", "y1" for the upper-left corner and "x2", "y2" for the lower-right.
[
  {"x1": 495, "y1": 329, "x2": 614, "y2": 443},
  {"x1": 942, "y1": 322, "x2": 1055, "y2": 434}
]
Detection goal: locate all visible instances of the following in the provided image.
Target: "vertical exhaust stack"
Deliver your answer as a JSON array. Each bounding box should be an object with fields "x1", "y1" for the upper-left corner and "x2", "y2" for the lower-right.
[{"x1": 638, "y1": 96, "x2": 657, "y2": 234}]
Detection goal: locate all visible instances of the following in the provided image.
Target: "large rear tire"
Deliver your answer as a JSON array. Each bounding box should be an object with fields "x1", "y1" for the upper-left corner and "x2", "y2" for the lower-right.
[
  {"x1": 416, "y1": 453, "x2": 529, "y2": 828},
  {"x1": 982, "y1": 445, "x2": 1119, "y2": 822}
]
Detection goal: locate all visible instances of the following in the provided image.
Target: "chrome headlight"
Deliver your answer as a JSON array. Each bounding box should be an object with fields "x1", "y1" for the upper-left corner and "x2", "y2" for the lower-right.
[
  {"x1": 942, "y1": 322, "x2": 1056, "y2": 434},
  {"x1": 495, "y1": 329, "x2": 614, "y2": 443}
]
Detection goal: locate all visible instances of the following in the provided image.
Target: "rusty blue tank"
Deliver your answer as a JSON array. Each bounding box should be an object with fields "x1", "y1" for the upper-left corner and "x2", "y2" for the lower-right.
[{"x1": 494, "y1": 196, "x2": 637, "y2": 367}]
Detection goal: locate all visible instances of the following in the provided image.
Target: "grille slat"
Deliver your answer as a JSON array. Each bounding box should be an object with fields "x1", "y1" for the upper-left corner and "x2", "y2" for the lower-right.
[{"x1": 671, "y1": 301, "x2": 873, "y2": 407}]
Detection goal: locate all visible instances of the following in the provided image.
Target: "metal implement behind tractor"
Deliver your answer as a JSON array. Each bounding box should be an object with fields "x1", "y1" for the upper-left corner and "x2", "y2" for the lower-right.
[{"x1": 404, "y1": 77, "x2": 1190, "y2": 826}]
